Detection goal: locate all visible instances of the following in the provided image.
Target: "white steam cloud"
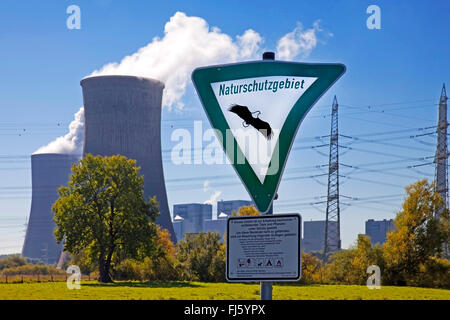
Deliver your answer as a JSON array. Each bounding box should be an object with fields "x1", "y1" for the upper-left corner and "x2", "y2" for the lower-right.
[
  {"x1": 35, "y1": 12, "x2": 324, "y2": 154},
  {"x1": 204, "y1": 190, "x2": 222, "y2": 205},
  {"x1": 90, "y1": 12, "x2": 263, "y2": 110},
  {"x1": 203, "y1": 180, "x2": 211, "y2": 193},
  {"x1": 33, "y1": 107, "x2": 84, "y2": 155}
]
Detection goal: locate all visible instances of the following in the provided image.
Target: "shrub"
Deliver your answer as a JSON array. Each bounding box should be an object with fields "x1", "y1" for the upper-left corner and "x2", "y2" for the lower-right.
[
  {"x1": 176, "y1": 232, "x2": 225, "y2": 282},
  {"x1": 113, "y1": 259, "x2": 143, "y2": 281},
  {"x1": 0, "y1": 254, "x2": 27, "y2": 271},
  {"x1": 299, "y1": 252, "x2": 325, "y2": 284},
  {"x1": 1, "y1": 264, "x2": 66, "y2": 276}
]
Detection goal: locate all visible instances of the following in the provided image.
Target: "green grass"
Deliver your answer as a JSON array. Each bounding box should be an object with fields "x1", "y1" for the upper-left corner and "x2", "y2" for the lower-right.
[{"x1": 0, "y1": 281, "x2": 449, "y2": 300}]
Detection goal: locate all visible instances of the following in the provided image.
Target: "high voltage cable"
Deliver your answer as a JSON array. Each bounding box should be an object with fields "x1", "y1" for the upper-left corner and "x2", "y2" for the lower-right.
[
  {"x1": 0, "y1": 157, "x2": 435, "y2": 192},
  {"x1": 339, "y1": 134, "x2": 433, "y2": 153}
]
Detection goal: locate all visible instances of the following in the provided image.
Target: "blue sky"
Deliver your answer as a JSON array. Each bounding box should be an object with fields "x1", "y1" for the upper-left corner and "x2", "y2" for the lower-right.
[{"x1": 0, "y1": 0, "x2": 449, "y2": 254}]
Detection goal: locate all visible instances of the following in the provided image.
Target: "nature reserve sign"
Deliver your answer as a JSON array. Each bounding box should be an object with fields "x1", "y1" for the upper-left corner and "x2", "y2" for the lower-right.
[{"x1": 192, "y1": 60, "x2": 345, "y2": 213}]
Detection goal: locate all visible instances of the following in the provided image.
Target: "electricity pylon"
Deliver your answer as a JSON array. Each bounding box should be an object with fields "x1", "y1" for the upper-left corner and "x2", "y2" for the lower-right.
[
  {"x1": 324, "y1": 96, "x2": 341, "y2": 257},
  {"x1": 435, "y1": 83, "x2": 448, "y2": 216}
]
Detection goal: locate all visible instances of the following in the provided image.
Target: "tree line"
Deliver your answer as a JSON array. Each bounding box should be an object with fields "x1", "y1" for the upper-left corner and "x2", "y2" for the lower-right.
[{"x1": 5, "y1": 154, "x2": 446, "y2": 287}]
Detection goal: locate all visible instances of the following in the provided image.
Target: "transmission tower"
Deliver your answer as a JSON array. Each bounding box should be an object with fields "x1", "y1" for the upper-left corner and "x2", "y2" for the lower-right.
[
  {"x1": 435, "y1": 83, "x2": 448, "y2": 216},
  {"x1": 324, "y1": 96, "x2": 341, "y2": 257}
]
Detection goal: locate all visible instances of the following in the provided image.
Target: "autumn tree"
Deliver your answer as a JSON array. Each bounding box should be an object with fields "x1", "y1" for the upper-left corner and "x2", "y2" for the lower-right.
[
  {"x1": 113, "y1": 226, "x2": 179, "y2": 281},
  {"x1": 233, "y1": 205, "x2": 260, "y2": 216},
  {"x1": 300, "y1": 252, "x2": 324, "y2": 284},
  {"x1": 53, "y1": 154, "x2": 159, "y2": 283},
  {"x1": 141, "y1": 226, "x2": 180, "y2": 281},
  {"x1": 383, "y1": 179, "x2": 449, "y2": 285},
  {"x1": 324, "y1": 235, "x2": 384, "y2": 285}
]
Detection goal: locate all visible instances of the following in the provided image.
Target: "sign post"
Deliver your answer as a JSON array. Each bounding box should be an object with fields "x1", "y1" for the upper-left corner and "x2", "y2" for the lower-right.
[
  {"x1": 260, "y1": 202, "x2": 273, "y2": 300},
  {"x1": 260, "y1": 52, "x2": 275, "y2": 301}
]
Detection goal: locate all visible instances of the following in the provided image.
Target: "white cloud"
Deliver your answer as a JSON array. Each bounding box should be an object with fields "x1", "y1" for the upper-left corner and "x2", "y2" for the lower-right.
[
  {"x1": 33, "y1": 107, "x2": 84, "y2": 155},
  {"x1": 90, "y1": 11, "x2": 263, "y2": 110},
  {"x1": 237, "y1": 29, "x2": 264, "y2": 59},
  {"x1": 36, "y1": 13, "x2": 326, "y2": 155},
  {"x1": 204, "y1": 190, "x2": 222, "y2": 205},
  {"x1": 276, "y1": 20, "x2": 323, "y2": 61}
]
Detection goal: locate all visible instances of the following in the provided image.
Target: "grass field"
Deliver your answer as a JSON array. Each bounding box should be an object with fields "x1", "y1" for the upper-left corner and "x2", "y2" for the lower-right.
[{"x1": 0, "y1": 281, "x2": 449, "y2": 300}]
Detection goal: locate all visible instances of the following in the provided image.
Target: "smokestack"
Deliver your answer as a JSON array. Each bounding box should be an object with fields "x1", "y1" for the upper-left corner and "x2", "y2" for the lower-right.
[
  {"x1": 80, "y1": 75, "x2": 176, "y2": 243},
  {"x1": 22, "y1": 153, "x2": 80, "y2": 263}
]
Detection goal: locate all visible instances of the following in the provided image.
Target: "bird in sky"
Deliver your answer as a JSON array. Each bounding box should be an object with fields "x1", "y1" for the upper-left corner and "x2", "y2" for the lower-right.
[{"x1": 228, "y1": 104, "x2": 273, "y2": 140}]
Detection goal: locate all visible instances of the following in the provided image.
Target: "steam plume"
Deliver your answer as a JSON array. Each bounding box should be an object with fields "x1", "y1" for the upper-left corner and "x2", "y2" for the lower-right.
[{"x1": 35, "y1": 12, "x2": 324, "y2": 154}]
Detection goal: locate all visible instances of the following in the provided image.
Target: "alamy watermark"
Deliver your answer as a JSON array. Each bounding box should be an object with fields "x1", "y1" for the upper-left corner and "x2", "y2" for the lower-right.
[
  {"x1": 170, "y1": 121, "x2": 280, "y2": 176},
  {"x1": 366, "y1": 5, "x2": 381, "y2": 30},
  {"x1": 66, "y1": 5, "x2": 81, "y2": 30},
  {"x1": 366, "y1": 265, "x2": 381, "y2": 289},
  {"x1": 66, "y1": 265, "x2": 81, "y2": 290}
]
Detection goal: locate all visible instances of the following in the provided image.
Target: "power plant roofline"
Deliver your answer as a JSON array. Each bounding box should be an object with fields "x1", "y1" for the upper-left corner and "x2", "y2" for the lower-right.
[{"x1": 81, "y1": 75, "x2": 165, "y2": 89}]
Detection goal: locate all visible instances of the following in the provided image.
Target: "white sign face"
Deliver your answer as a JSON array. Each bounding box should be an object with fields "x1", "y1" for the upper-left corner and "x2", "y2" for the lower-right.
[
  {"x1": 211, "y1": 76, "x2": 317, "y2": 184},
  {"x1": 226, "y1": 214, "x2": 301, "y2": 282}
]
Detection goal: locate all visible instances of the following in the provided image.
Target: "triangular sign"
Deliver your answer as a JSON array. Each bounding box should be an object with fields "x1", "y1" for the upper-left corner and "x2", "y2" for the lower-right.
[{"x1": 192, "y1": 60, "x2": 345, "y2": 213}]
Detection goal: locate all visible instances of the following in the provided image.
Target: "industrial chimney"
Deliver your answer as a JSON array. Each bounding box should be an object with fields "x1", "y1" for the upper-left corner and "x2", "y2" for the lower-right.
[
  {"x1": 22, "y1": 153, "x2": 80, "y2": 264},
  {"x1": 80, "y1": 75, "x2": 176, "y2": 242}
]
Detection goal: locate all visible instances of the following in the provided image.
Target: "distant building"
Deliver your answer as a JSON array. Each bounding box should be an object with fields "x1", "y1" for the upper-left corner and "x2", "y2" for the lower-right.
[
  {"x1": 172, "y1": 200, "x2": 255, "y2": 242},
  {"x1": 365, "y1": 219, "x2": 394, "y2": 246},
  {"x1": 302, "y1": 220, "x2": 338, "y2": 253},
  {"x1": 204, "y1": 212, "x2": 228, "y2": 241},
  {"x1": 172, "y1": 215, "x2": 185, "y2": 242},
  {"x1": 173, "y1": 203, "x2": 212, "y2": 237},
  {"x1": 217, "y1": 200, "x2": 253, "y2": 216}
]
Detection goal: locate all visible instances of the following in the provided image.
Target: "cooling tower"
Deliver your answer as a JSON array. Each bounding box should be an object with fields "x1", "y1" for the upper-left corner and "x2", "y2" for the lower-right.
[
  {"x1": 80, "y1": 75, "x2": 176, "y2": 243},
  {"x1": 22, "y1": 153, "x2": 80, "y2": 264}
]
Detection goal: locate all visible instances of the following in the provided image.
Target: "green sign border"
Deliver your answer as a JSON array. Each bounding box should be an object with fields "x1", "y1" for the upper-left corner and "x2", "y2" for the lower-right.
[{"x1": 192, "y1": 60, "x2": 345, "y2": 213}]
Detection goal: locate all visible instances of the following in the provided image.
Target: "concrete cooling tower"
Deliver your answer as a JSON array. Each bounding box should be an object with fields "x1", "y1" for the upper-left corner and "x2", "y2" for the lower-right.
[
  {"x1": 80, "y1": 75, "x2": 176, "y2": 243},
  {"x1": 22, "y1": 153, "x2": 80, "y2": 264}
]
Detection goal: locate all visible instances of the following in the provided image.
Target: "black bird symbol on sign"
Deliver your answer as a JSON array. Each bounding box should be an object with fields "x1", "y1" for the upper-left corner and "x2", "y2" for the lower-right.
[{"x1": 228, "y1": 104, "x2": 273, "y2": 140}]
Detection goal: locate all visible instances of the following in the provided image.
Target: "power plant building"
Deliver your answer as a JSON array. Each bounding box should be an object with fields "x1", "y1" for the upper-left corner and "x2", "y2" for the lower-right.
[
  {"x1": 173, "y1": 203, "x2": 212, "y2": 236},
  {"x1": 204, "y1": 212, "x2": 228, "y2": 241},
  {"x1": 302, "y1": 220, "x2": 338, "y2": 253},
  {"x1": 365, "y1": 219, "x2": 394, "y2": 246},
  {"x1": 172, "y1": 215, "x2": 185, "y2": 242},
  {"x1": 173, "y1": 209, "x2": 228, "y2": 242},
  {"x1": 22, "y1": 153, "x2": 80, "y2": 264},
  {"x1": 80, "y1": 75, "x2": 176, "y2": 242},
  {"x1": 217, "y1": 200, "x2": 253, "y2": 216}
]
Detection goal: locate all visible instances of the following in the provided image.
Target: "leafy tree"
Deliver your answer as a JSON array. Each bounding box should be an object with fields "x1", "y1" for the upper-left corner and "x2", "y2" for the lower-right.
[
  {"x1": 53, "y1": 154, "x2": 159, "y2": 283},
  {"x1": 112, "y1": 227, "x2": 180, "y2": 281},
  {"x1": 300, "y1": 252, "x2": 324, "y2": 284},
  {"x1": 324, "y1": 249, "x2": 356, "y2": 284},
  {"x1": 141, "y1": 226, "x2": 180, "y2": 281},
  {"x1": 208, "y1": 242, "x2": 226, "y2": 282},
  {"x1": 176, "y1": 232, "x2": 224, "y2": 282},
  {"x1": 383, "y1": 179, "x2": 449, "y2": 285},
  {"x1": 350, "y1": 234, "x2": 385, "y2": 284},
  {"x1": 325, "y1": 235, "x2": 384, "y2": 285},
  {"x1": 69, "y1": 249, "x2": 97, "y2": 275},
  {"x1": 234, "y1": 205, "x2": 260, "y2": 216}
]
